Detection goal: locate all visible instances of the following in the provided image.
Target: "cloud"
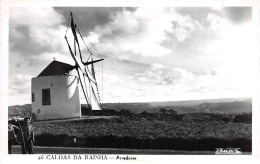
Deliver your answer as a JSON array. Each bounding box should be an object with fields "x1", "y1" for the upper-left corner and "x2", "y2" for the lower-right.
[
  {"x1": 89, "y1": 8, "x2": 202, "y2": 58},
  {"x1": 8, "y1": 74, "x2": 33, "y2": 105},
  {"x1": 223, "y1": 7, "x2": 251, "y2": 25},
  {"x1": 9, "y1": 8, "x2": 68, "y2": 58},
  {"x1": 32, "y1": 52, "x2": 75, "y2": 65},
  {"x1": 9, "y1": 74, "x2": 33, "y2": 91},
  {"x1": 54, "y1": 7, "x2": 134, "y2": 34}
]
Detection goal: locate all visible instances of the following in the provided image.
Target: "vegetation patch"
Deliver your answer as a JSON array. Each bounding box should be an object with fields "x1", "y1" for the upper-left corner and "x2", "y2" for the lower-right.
[{"x1": 33, "y1": 112, "x2": 252, "y2": 152}]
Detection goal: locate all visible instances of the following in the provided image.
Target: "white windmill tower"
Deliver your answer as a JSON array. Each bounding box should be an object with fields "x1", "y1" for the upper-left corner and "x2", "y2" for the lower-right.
[{"x1": 31, "y1": 12, "x2": 104, "y2": 121}]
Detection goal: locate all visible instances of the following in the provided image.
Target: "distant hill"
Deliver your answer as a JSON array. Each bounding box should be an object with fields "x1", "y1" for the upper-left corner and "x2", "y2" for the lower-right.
[
  {"x1": 8, "y1": 104, "x2": 31, "y2": 117},
  {"x1": 9, "y1": 97, "x2": 252, "y2": 117},
  {"x1": 101, "y1": 97, "x2": 252, "y2": 114},
  {"x1": 149, "y1": 97, "x2": 251, "y2": 107}
]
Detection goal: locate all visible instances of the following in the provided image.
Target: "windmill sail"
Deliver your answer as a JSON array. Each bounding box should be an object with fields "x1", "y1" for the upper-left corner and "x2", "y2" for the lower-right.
[
  {"x1": 88, "y1": 56, "x2": 101, "y2": 110},
  {"x1": 90, "y1": 86, "x2": 101, "y2": 110},
  {"x1": 65, "y1": 12, "x2": 103, "y2": 111}
]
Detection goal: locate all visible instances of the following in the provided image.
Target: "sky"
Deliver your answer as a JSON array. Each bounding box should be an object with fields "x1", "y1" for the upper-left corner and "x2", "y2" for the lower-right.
[{"x1": 8, "y1": 7, "x2": 254, "y2": 105}]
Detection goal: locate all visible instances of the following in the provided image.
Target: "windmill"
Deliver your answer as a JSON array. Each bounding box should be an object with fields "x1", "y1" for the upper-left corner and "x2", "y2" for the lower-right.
[
  {"x1": 31, "y1": 12, "x2": 104, "y2": 121},
  {"x1": 64, "y1": 12, "x2": 104, "y2": 110}
]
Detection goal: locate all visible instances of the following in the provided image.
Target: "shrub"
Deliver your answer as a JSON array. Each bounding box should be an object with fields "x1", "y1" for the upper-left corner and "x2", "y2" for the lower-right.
[{"x1": 234, "y1": 113, "x2": 252, "y2": 123}]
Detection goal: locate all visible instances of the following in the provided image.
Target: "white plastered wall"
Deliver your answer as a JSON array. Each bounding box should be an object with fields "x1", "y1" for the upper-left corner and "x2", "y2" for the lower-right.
[{"x1": 31, "y1": 75, "x2": 81, "y2": 120}]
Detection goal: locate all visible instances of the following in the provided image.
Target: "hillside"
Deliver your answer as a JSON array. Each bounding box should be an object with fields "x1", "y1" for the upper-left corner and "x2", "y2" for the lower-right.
[{"x1": 8, "y1": 104, "x2": 32, "y2": 117}]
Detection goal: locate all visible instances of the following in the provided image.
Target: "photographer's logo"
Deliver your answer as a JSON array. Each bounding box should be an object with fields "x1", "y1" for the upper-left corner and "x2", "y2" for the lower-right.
[{"x1": 215, "y1": 148, "x2": 242, "y2": 155}]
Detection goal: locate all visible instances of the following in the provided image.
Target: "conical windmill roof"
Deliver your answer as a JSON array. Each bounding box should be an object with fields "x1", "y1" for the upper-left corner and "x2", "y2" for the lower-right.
[{"x1": 38, "y1": 60, "x2": 74, "y2": 77}]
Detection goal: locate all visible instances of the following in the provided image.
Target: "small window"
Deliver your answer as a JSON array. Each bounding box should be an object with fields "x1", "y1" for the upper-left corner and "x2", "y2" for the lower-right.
[
  {"x1": 32, "y1": 92, "x2": 35, "y2": 102},
  {"x1": 42, "y1": 88, "x2": 51, "y2": 105}
]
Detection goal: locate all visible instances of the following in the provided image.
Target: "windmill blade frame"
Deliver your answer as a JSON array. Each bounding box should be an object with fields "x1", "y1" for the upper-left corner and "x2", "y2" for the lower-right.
[
  {"x1": 76, "y1": 68, "x2": 90, "y2": 106},
  {"x1": 64, "y1": 11, "x2": 104, "y2": 110}
]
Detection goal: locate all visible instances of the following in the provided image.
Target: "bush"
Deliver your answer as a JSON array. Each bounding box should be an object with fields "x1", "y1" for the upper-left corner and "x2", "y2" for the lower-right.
[{"x1": 234, "y1": 113, "x2": 252, "y2": 123}]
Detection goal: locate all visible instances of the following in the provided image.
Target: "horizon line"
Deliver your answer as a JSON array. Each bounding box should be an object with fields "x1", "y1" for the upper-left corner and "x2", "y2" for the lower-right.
[{"x1": 8, "y1": 96, "x2": 251, "y2": 106}]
